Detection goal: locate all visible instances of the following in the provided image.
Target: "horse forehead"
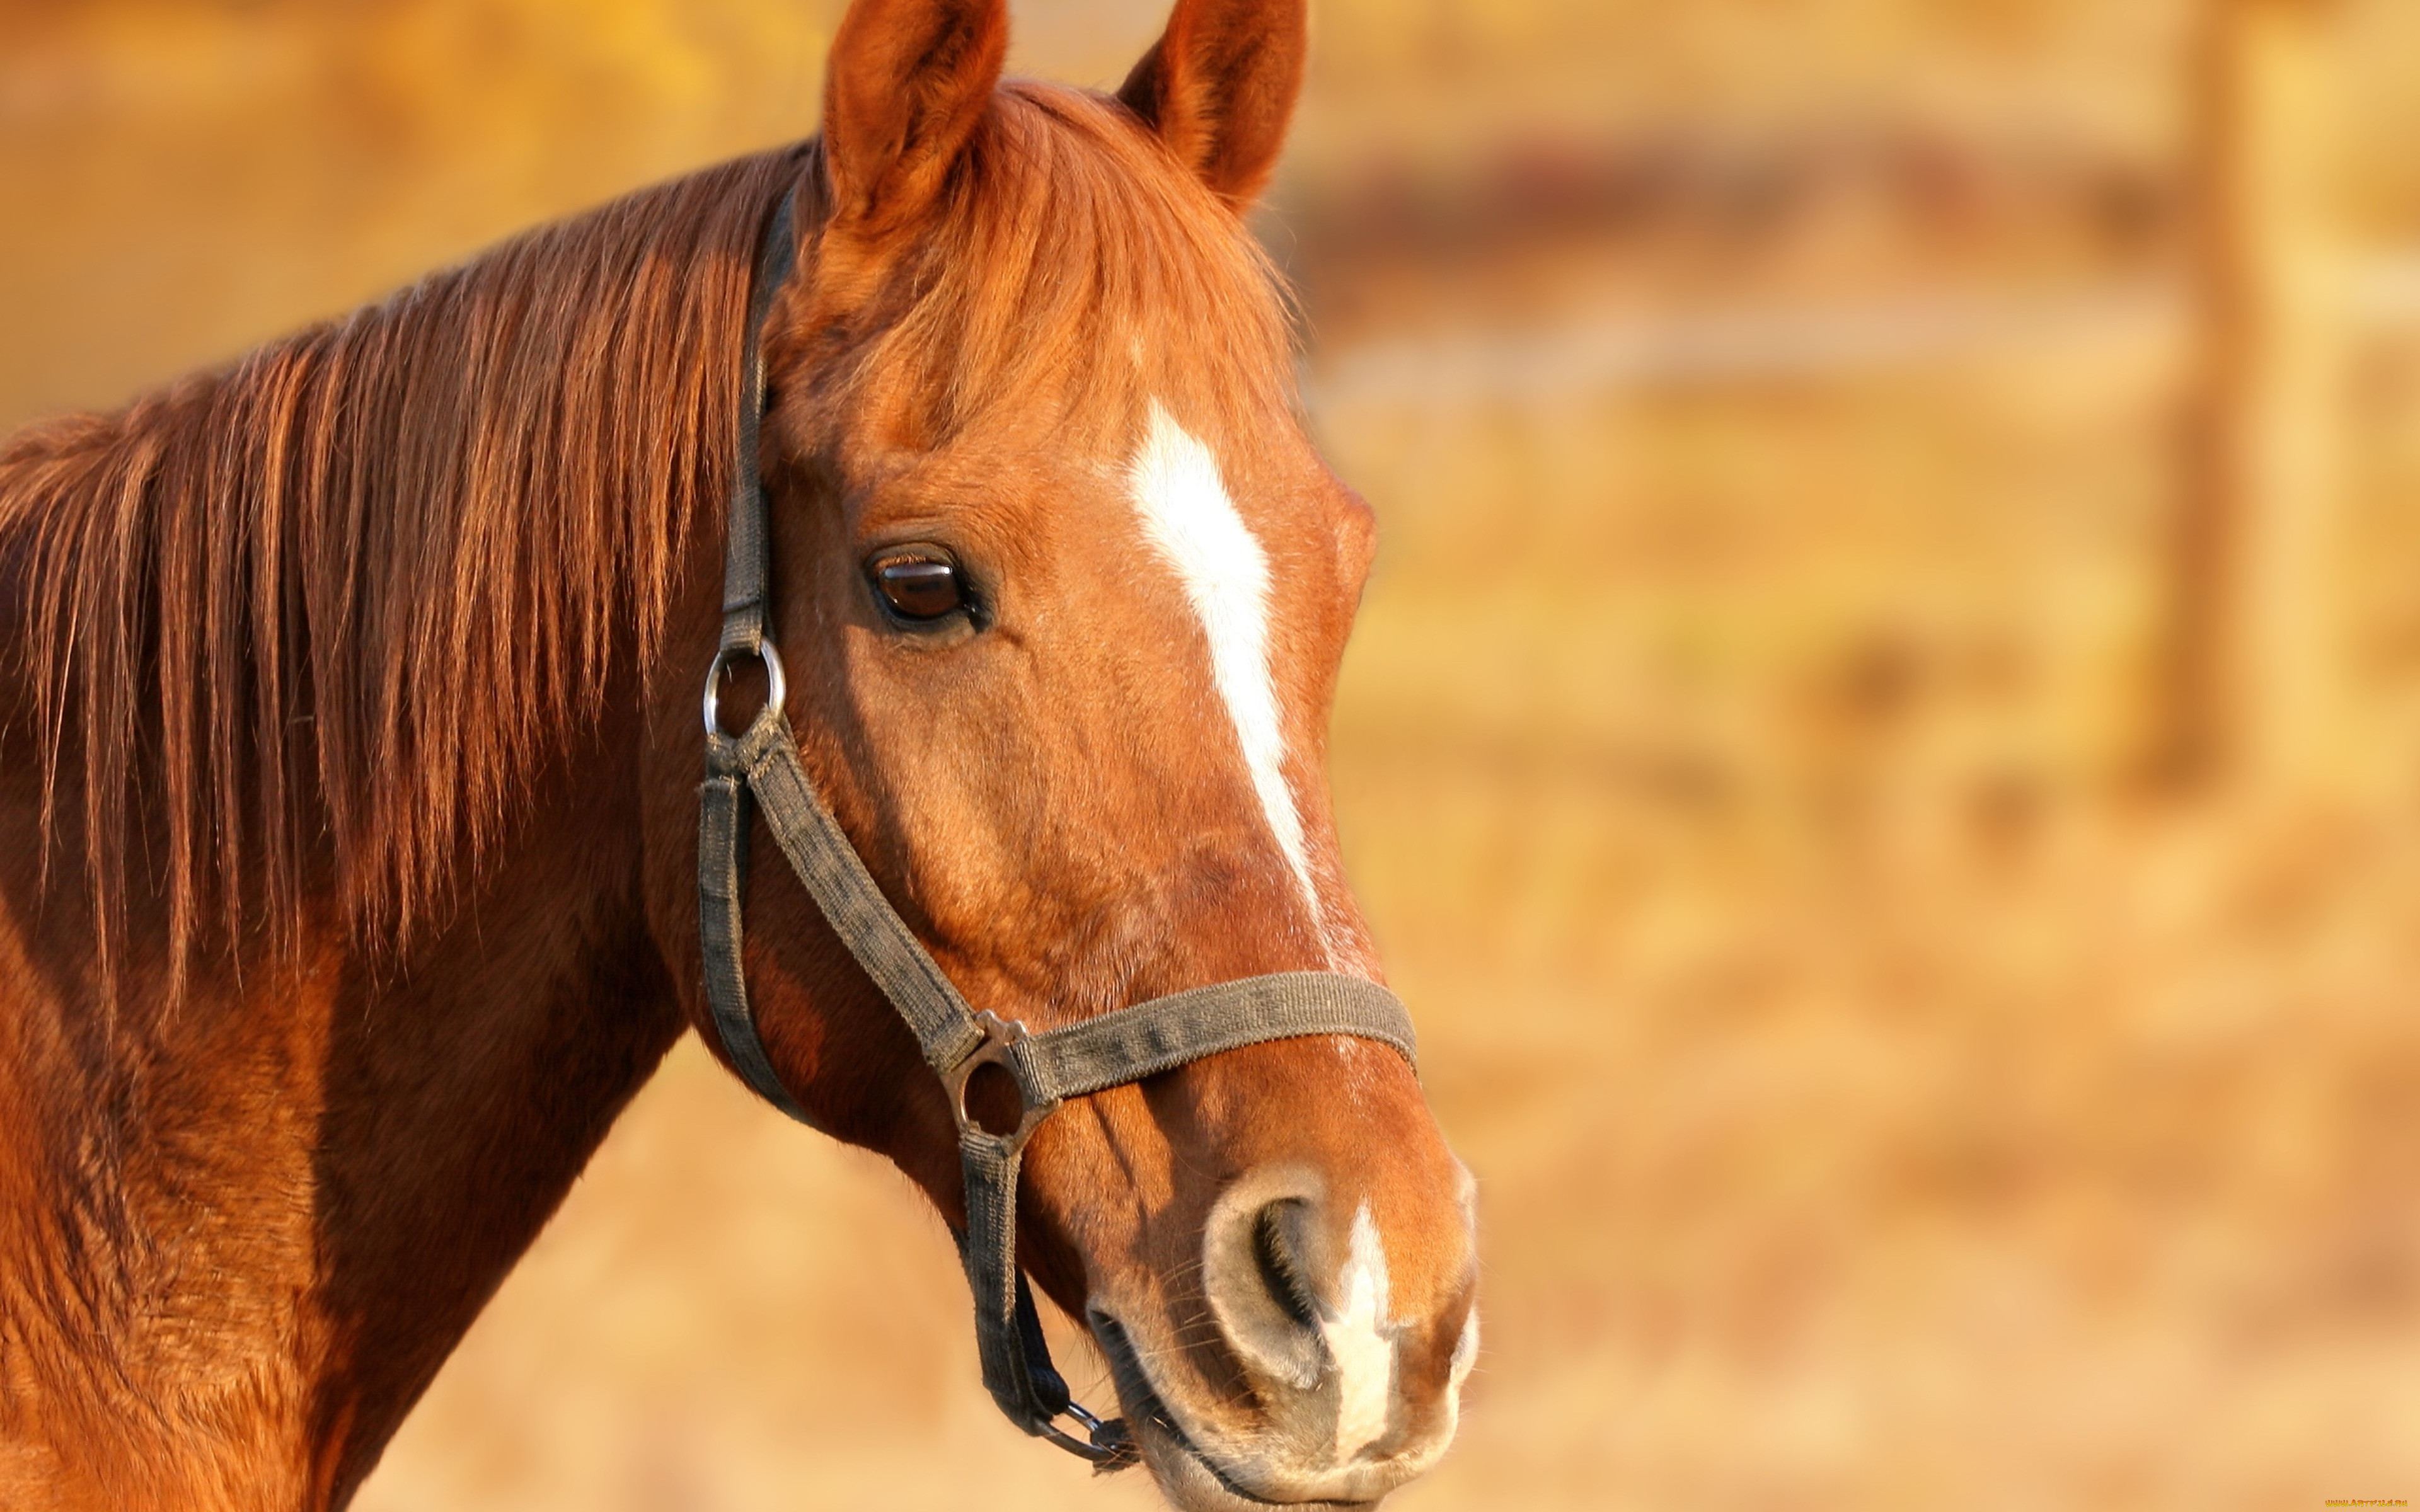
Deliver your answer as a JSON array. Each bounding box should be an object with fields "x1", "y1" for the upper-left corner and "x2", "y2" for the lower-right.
[{"x1": 884, "y1": 400, "x2": 1333, "y2": 559}]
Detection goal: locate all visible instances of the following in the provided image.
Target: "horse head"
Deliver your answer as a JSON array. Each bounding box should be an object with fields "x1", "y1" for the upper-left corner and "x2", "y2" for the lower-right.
[{"x1": 643, "y1": 1, "x2": 1480, "y2": 1504}]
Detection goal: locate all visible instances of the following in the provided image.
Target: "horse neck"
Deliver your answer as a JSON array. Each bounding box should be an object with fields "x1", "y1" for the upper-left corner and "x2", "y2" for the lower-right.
[
  {"x1": 0, "y1": 152, "x2": 785, "y2": 1504},
  {"x1": 0, "y1": 684, "x2": 686, "y2": 1509}
]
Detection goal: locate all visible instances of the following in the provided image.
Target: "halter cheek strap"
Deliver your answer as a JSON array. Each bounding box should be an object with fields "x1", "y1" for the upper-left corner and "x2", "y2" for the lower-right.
[{"x1": 697, "y1": 189, "x2": 1419, "y2": 1467}]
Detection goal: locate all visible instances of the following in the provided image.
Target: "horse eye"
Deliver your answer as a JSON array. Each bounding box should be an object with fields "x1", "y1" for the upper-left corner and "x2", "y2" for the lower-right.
[{"x1": 872, "y1": 556, "x2": 964, "y2": 621}]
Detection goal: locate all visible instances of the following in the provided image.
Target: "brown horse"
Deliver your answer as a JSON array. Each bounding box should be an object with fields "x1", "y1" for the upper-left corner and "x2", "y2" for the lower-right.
[{"x1": 0, "y1": 0, "x2": 1477, "y2": 1506}]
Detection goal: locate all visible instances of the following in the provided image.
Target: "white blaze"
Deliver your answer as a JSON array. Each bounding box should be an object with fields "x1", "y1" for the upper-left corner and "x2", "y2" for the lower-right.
[
  {"x1": 1126, "y1": 401, "x2": 1324, "y2": 936},
  {"x1": 1325, "y1": 1202, "x2": 1397, "y2": 1460}
]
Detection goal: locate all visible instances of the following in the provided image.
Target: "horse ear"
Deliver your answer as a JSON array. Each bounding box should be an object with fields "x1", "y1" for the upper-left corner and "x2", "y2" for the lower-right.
[
  {"x1": 822, "y1": 0, "x2": 1008, "y2": 232},
  {"x1": 1117, "y1": 0, "x2": 1307, "y2": 209}
]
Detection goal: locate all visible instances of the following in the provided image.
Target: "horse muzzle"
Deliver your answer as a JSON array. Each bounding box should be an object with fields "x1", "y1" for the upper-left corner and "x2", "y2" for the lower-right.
[{"x1": 1088, "y1": 1164, "x2": 1481, "y2": 1511}]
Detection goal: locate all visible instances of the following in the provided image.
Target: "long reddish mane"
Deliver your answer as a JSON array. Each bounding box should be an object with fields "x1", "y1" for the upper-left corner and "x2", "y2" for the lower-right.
[
  {"x1": 0, "y1": 83, "x2": 1293, "y2": 1007},
  {"x1": 0, "y1": 151, "x2": 797, "y2": 997}
]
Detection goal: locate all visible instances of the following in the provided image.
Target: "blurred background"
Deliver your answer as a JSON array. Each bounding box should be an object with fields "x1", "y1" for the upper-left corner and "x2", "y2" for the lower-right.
[{"x1": 6, "y1": 1, "x2": 2420, "y2": 1508}]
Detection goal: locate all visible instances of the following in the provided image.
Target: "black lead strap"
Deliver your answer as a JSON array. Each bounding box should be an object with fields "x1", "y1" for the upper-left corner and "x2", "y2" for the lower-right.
[{"x1": 697, "y1": 187, "x2": 1418, "y2": 1467}]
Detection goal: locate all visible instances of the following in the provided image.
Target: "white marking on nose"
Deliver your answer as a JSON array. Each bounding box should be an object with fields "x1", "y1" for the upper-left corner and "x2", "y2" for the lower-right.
[
  {"x1": 1324, "y1": 1203, "x2": 1396, "y2": 1460},
  {"x1": 1126, "y1": 401, "x2": 1325, "y2": 939},
  {"x1": 1448, "y1": 1309, "x2": 1480, "y2": 1390}
]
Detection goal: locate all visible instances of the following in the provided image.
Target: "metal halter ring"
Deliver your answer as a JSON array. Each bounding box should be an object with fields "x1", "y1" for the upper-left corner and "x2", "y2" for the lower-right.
[
  {"x1": 943, "y1": 1011, "x2": 1059, "y2": 1156},
  {"x1": 1039, "y1": 1397, "x2": 1136, "y2": 1467},
  {"x1": 703, "y1": 638, "x2": 788, "y2": 740}
]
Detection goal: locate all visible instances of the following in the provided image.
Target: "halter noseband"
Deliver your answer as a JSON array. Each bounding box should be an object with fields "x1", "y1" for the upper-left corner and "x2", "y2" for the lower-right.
[{"x1": 695, "y1": 190, "x2": 1417, "y2": 1465}]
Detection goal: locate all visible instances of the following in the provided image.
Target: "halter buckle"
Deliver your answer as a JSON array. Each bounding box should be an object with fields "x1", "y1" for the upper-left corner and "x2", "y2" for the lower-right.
[
  {"x1": 703, "y1": 638, "x2": 787, "y2": 740},
  {"x1": 943, "y1": 1011, "x2": 1057, "y2": 1156}
]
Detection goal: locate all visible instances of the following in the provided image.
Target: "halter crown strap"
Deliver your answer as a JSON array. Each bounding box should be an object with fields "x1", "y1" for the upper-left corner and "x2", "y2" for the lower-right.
[
  {"x1": 697, "y1": 186, "x2": 1418, "y2": 1467},
  {"x1": 716, "y1": 190, "x2": 795, "y2": 657}
]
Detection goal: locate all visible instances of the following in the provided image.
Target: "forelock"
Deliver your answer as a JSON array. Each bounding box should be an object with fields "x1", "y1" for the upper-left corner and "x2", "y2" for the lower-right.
[{"x1": 842, "y1": 81, "x2": 1298, "y2": 451}]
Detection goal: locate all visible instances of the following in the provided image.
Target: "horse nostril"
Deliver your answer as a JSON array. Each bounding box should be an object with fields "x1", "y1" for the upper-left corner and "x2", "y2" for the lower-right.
[
  {"x1": 1252, "y1": 1200, "x2": 1320, "y2": 1329},
  {"x1": 1202, "y1": 1174, "x2": 1330, "y2": 1390}
]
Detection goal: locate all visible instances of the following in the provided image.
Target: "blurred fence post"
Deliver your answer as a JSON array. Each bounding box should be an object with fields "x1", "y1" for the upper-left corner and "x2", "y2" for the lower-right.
[{"x1": 2173, "y1": 0, "x2": 2348, "y2": 793}]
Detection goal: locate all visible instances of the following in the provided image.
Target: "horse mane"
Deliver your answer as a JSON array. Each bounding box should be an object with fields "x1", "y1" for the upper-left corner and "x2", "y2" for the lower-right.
[
  {"x1": 0, "y1": 147, "x2": 802, "y2": 998},
  {"x1": 0, "y1": 79, "x2": 1295, "y2": 1007}
]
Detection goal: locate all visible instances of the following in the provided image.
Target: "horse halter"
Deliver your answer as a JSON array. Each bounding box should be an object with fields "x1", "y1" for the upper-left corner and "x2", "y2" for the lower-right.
[{"x1": 696, "y1": 190, "x2": 1419, "y2": 1465}]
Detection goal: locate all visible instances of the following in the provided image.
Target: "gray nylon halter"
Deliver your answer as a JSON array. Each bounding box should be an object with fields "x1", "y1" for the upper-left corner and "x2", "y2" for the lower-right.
[{"x1": 696, "y1": 188, "x2": 1418, "y2": 1465}]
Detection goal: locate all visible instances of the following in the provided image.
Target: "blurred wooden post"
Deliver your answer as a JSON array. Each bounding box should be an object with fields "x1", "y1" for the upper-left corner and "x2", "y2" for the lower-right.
[{"x1": 2172, "y1": 0, "x2": 2348, "y2": 792}]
